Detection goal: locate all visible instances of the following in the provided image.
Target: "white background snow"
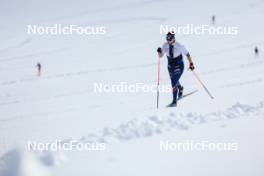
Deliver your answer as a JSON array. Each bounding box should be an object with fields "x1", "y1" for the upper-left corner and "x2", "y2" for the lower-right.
[{"x1": 0, "y1": 0, "x2": 264, "y2": 175}]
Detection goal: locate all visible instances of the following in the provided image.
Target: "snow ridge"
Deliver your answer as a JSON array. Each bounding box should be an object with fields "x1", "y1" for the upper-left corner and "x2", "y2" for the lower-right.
[{"x1": 79, "y1": 101, "x2": 264, "y2": 143}]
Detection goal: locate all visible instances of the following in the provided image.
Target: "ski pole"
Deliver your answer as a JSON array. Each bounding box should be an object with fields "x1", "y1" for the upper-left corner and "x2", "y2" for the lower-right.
[
  {"x1": 192, "y1": 70, "x2": 214, "y2": 99},
  {"x1": 156, "y1": 55, "x2": 161, "y2": 108}
]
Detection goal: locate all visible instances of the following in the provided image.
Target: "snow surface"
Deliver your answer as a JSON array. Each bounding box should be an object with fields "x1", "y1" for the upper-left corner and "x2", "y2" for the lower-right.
[{"x1": 0, "y1": 0, "x2": 264, "y2": 175}]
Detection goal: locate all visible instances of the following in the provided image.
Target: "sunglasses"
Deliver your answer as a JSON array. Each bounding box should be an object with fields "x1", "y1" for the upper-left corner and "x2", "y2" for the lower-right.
[
  {"x1": 166, "y1": 36, "x2": 175, "y2": 41},
  {"x1": 167, "y1": 38, "x2": 174, "y2": 41}
]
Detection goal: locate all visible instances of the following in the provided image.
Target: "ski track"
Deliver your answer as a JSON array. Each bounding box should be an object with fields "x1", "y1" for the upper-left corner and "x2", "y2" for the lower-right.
[
  {"x1": 0, "y1": 37, "x2": 32, "y2": 54},
  {"x1": 0, "y1": 89, "x2": 93, "y2": 107},
  {"x1": 0, "y1": 15, "x2": 164, "y2": 66},
  {"x1": 80, "y1": 16, "x2": 167, "y2": 26},
  {"x1": 0, "y1": 63, "x2": 156, "y2": 86},
  {"x1": 38, "y1": 0, "x2": 165, "y2": 23},
  {"x1": 200, "y1": 59, "x2": 264, "y2": 75},
  {"x1": 0, "y1": 108, "x2": 77, "y2": 122},
  {"x1": 218, "y1": 77, "x2": 263, "y2": 89},
  {"x1": 0, "y1": 75, "x2": 263, "y2": 121},
  {"x1": 0, "y1": 47, "x2": 69, "y2": 62},
  {"x1": 222, "y1": 0, "x2": 264, "y2": 23},
  {"x1": 0, "y1": 57, "x2": 264, "y2": 88},
  {"x1": 0, "y1": 97, "x2": 143, "y2": 122}
]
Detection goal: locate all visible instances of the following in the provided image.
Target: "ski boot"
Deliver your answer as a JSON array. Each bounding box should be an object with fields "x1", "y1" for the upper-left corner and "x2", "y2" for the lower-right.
[
  {"x1": 178, "y1": 86, "x2": 184, "y2": 99},
  {"x1": 167, "y1": 100, "x2": 177, "y2": 107}
]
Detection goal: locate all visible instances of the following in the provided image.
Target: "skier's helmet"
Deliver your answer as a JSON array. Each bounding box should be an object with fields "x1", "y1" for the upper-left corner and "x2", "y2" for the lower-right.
[{"x1": 166, "y1": 32, "x2": 175, "y2": 41}]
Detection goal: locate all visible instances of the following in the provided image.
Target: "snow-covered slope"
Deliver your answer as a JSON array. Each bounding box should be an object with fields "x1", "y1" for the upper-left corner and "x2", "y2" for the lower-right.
[{"x1": 0, "y1": 0, "x2": 264, "y2": 175}]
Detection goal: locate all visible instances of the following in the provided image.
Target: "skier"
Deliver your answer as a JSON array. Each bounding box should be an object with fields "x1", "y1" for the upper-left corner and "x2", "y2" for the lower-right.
[
  {"x1": 157, "y1": 32, "x2": 195, "y2": 107},
  {"x1": 211, "y1": 15, "x2": 215, "y2": 25},
  {"x1": 254, "y1": 46, "x2": 259, "y2": 57},
  {"x1": 36, "y1": 62, "x2": 41, "y2": 76}
]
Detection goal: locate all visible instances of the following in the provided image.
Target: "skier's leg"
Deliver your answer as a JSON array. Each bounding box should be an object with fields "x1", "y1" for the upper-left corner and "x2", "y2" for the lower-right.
[
  {"x1": 177, "y1": 81, "x2": 182, "y2": 88},
  {"x1": 177, "y1": 81, "x2": 183, "y2": 91},
  {"x1": 172, "y1": 83, "x2": 178, "y2": 102},
  {"x1": 168, "y1": 67, "x2": 177, "y2": 102},
  {"x1": 177, "y1": 82, "x2": 184, "y2": 98},
  {"x1": 172, "y1": 65, "x2": 184, "y2": 100},
  {"x1": 169, "y1": 66, "x2": 183, "y2": 103},
  {"x1": 176, "y1": 63, "x2": 184, "y2": 98}
]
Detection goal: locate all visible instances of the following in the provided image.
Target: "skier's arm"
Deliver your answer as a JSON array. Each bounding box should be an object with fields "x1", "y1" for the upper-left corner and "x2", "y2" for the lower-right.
[
  {"x1": 186, "y1": 53, "x2": 193, "y2": 63},
  {"x1": 157, "y1": 47, "x2": 164, "y2": 57},
  {"x1": 181, "y1": 44, "x2": 195, "y2": 70},
  {"x1": 157, "y1": 43, "x2": 166, "y2": 57},
  {"x1": 186, "y1": 53, "x2": 195, "y2": 70}
]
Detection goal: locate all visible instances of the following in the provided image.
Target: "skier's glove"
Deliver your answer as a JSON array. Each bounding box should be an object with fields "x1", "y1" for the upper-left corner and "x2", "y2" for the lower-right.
[
  {"x1": 189, "y1": 62, "x2": 195, "y2": 71},
  {"x1": 157, "y1": 47, "x2": 162, "y2": 53}
]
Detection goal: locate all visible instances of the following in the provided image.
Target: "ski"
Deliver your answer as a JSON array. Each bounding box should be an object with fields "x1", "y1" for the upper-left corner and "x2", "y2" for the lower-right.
[
  {"x1": 166, "y1": 89, "x2": 198, "y2": 107},
  {"x1": 177, "y1": 89, "x2": 198, "y2": 101}
]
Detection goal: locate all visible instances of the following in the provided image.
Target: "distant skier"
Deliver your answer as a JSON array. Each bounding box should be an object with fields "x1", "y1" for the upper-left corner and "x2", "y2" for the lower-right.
[
  {"x1": 211, "y1": 15, "x2": 215, "y2": 25},
  {"x1": 254, "y1": 46, "x2": 259, "y2": 57},
  {"x1": 36, "y1": 62, "x2": 41, "y2": 76},
  {"x1": 157, "y1": 32, "x2": 195, "y2": 107}
]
